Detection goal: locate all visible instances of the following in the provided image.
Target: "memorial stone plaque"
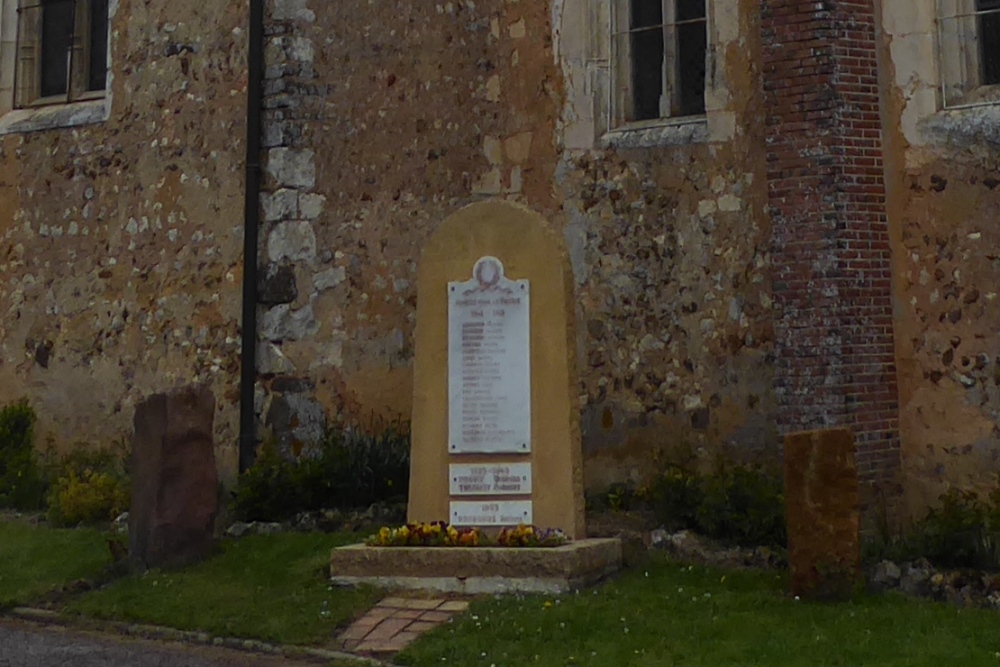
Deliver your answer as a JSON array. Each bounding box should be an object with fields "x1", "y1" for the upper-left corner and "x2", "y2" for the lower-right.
[
  {"x1": 448, "y1": 256, "x2": 531, "y2": 453},
  {"x1": 408, "y1": 201, "x2": 586, "y2": 538},
  {"x1": 449, "y1": 463, "x2": 533, "y2": 496},
  {"x1": 450, "y1": 500, "x2": 533, "y2": 527}
]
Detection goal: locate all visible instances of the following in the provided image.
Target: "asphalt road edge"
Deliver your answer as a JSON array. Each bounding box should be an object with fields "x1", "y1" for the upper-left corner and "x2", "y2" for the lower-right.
[{"x1": 6, "y1": 607, "x2": 398, "y2": 667}]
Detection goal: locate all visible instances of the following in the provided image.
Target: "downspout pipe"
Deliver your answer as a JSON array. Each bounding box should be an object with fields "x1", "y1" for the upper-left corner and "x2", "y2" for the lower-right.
[{"x1": 238, "y1": 0, "x2": 265, "y2": 473}]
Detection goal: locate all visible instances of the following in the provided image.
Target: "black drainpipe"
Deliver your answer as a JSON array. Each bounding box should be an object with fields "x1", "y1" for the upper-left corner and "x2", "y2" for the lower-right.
[{"x1": 238, "y1": 0, "x2": 265, "y2": 473}]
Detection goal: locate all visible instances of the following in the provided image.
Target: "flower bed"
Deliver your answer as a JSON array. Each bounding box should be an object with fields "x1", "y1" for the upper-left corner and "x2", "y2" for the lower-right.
[{"x1": 366, "y1": 522, "x2": 569, "y2": 548}]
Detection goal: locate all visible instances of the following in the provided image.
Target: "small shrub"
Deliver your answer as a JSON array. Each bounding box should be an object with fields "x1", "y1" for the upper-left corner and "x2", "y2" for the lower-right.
[
  {"x1": 865, "y1": 482, "x2": 1000, "y2": 571},
  {"x1": 46, "y1": 443, "x2": 130, "y2": 527},
  {"x1": 645, "y1": 465, "x2": 704, "y2": 531},
  {"x1": 696, "y1": 464, "x2": 786, "y2": 548},
  {"x1": 645, "y1": 461, "x2": 786, "y2": 548},
  {"x1": 0, "y1": 399, "x2": 45, "y2": 510},
  {"x1": 586, "y1": 481, "x2": 643, "y2": 514},
  {"x1": 232, "y1": 420, "x2": 410, "y2": 522}
]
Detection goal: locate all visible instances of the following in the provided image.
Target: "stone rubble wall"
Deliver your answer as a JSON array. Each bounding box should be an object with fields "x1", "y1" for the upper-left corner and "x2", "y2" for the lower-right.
[
  {"x1": 879, "y1": 0, "x2": 1000, "y2": 519},
  {"x1": 255, "y1": 0, "x2": 777, "y2": 489},
  {"x1": 0, "y1": 0, "x2": 248, "y2": 481}
]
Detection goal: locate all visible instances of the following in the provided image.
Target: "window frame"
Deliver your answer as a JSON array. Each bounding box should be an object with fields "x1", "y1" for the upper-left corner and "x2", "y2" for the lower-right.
[
  {"x1": 937, "y1": 0, "x2": 1000, "y2": 109},
  {"x1": 13, "y1": 0, "x2": 108, "y2": 109},
  {"x1": 608, "y1": 0, "x2": 709, "y2": 132},
  {"x1": 0, "y1": 0, "x2": 111, "y2": 133}
]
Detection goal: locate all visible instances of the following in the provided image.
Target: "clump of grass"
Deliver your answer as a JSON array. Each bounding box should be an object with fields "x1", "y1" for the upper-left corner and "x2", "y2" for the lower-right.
[
  {"x1": 398, "y1": 555, "x2": 1000, "y2": 667},
  {"x1": 64, "y1": 532, "x2": 380, "y2": 645},
  {"x1": 0, "y1": 521, "x2": 111, "y2": 607}
]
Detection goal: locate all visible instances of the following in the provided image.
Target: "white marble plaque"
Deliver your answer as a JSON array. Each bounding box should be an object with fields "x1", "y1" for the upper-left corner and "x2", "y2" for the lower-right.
[
  {"x1": 450, "y1": 500, "x2": 533, "y2": 527},
  {"x1": 449, "y1": 463, "x2": 532, "y2": 496},
  {"x1": 448, "y1": 256, "x2": 531, "y2": 454}
]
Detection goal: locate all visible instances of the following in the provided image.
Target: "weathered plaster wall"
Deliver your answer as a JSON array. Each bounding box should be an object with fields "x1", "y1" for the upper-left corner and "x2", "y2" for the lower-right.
[
  {"x1": 880, "y1": 0, "x2": 1000, "y2": 518},
  {"x1": 0, "y1": 0, "x2": 248, "y2": 479},
  {"x1": 258, "y1": 0, "x2": 776, "y2": 489}
]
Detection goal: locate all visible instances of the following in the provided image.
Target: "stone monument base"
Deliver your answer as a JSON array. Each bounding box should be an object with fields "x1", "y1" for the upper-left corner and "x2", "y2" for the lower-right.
[{"x1": 329, "y1": 538, "x2": 622, "y2": 595}]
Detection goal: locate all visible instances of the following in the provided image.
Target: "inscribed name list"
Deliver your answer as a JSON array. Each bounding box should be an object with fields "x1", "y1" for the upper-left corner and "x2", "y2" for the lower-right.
[
  {"x1": 450, "y1": 500, "x2": 533, "y2": 527},
  {"x1": 449, "y1": 463, "x2": 532, "y2": 496},
  {"x1": 448, "y1": 256, "x2": 531, "y2": 453}
]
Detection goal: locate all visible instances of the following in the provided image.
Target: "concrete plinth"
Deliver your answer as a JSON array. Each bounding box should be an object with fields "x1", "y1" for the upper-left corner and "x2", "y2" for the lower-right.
[{"x1": 329, "y1": 538, "x2": 622, "y2": 594}]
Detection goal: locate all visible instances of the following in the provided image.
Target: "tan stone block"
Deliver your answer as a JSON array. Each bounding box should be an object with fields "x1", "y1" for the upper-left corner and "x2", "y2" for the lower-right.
[
  {"x1": 392, "y1": 608, "x2": 424, "y2": 619},
  {"x1": 338, "y1": 624, "x2": 373, "y2": 641},
  {"x1": 377, "y1": 597, "x2": 410, "y2": 609},
  {"x1": 408, "y1": 621, "x2": 440, "y2": 633},
  {"x1": 397, "y1": 598, "x2": 444, "y2": 610},
  {"x1": 503, "y1": 131, "x2": 533, "y2": 164},
  {"x1": 436, "y1": 600, "x2": 469, "y2": 612},
  {"x1": 365, "y1": 618, "x2": 411, "y2": 642},
  {"x1": 352, "y1": 612, "x2": 386, "y2": 627},
  {"x1": 420, "y1": 610, "x2": 454, "y2": 622},
  {"x1": 784, "y1": 428, "x2": 860, "y2": 600},
  {"x1": 382, "y1": 631, "x2": 421, "y2": 652}
]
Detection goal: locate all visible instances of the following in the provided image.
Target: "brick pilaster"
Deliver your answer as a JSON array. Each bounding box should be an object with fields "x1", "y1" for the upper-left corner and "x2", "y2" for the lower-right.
[{"x1": 761, "y1": 0, "x2": 900, "y2": 488}]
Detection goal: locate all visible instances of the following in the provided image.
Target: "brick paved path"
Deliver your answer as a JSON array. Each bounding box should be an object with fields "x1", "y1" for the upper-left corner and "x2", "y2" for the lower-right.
[{"x1": 337, "y1": 597, "x2": 469, "y2": 654}]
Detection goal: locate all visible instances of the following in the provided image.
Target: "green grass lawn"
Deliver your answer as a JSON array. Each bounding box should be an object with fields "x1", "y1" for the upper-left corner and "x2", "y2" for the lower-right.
[
  {"x1": 398, "y1": 555, "x2": 1000, "y2": 667},
  {"x1": 64, "y1": 532, "x2": 380, "y2": 646},
  {"x1": 0, "y1": 520, "x2": 112, "y2": 607}
]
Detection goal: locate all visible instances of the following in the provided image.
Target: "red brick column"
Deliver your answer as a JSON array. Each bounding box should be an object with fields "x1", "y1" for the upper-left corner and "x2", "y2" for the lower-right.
[{"x1": 761, "y1": 0, "x2": 900, "y2": 489}]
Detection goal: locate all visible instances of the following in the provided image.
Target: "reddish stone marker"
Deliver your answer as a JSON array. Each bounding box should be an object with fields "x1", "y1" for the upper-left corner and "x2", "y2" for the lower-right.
[
  {"x1": 129, "y1": 385, "x2": 218, "y2": 571},
  {"x1": 784, "y1": 428, "x2": 860, "y2": 600}
]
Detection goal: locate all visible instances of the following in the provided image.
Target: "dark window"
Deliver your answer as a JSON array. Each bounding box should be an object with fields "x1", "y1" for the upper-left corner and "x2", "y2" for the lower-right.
[
  {"x1": 39, "y1": 0, "x2": 74, "y2": 97},
  {"x1": 979, "y1": 0, "x2": 1000, "y2": 85},
  {"x1": 15, "y1": 0, "x2": 108, "y2": 107},
  {"x1": 88, "y1": 0, "x2": 108, "y2": 91},
  {"x1": 675, "y1": 0, "x2": 706, "y2": 116},
  {"x1": 626, "y1": 0, "x2": 706, "y2": 123},
  {"x1": 630, "y1": 0, "x2": 664, "y2": 121}
]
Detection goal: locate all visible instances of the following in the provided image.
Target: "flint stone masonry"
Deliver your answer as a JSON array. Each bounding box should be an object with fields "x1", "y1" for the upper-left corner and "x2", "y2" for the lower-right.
[
  {"x1": 784, "y1": 428, "x2": 861, "y2": 600},
  {"x1": 129, "y1": 385, "x2": 218, "y2": 571},
  {"x1": 329, "y1": 539, "x2": 622, "y2": 594}
]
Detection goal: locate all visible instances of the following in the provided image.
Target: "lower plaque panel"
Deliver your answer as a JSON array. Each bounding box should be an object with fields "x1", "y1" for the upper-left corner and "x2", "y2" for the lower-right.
[{"x1": 450, "y1": 500, "x2": 533, "y2": 527}]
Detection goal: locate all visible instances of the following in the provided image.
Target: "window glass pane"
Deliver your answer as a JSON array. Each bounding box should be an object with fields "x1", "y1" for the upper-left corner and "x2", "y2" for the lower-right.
[
  {"x1": 40, "y1": 0, "x2": 74, "y2": 97},
  {"x1": 631, "y1": 22, "x2": 664, "y2": 120},
  {"x1": 980, "y1": 10, "x2": 1000, "y2": 84},
  {"x1": 631, "y1": 0, "x2": 662, "y2": 30},
  {"x1": 676, "y1": 15, "x2": 706, "y2": 115},
  {"x1": 88, "y1": 0, "x2": 108, "y2": 90},
  {"x1": 676, "y1": 0, "x2": 705, "y2": 22}
]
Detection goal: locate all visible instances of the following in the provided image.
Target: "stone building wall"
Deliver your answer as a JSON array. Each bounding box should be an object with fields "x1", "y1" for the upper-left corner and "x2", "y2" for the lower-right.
[
  {"x1": 256, "y1": 0, "x2": 777, "y2": 490},
  {"x1": 0, "y1": 0, "x2": 248, "y2": 481},
  {"x1": 880, "y1": 0, "x2": 1000, "y2": 519}
]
